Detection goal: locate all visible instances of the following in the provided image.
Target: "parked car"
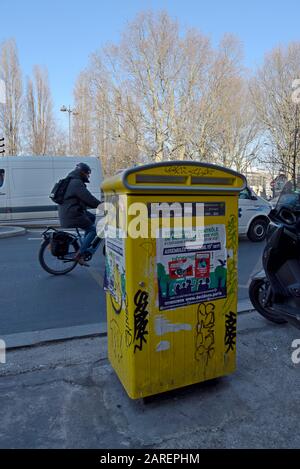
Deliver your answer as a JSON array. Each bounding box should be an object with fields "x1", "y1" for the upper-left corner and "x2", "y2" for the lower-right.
[
  {"x1": 238, "y1": 187, "x2": 271, "y2": 242},
  {"x1": 0, "y1": 155, "x2": 103, "y2": 224}
]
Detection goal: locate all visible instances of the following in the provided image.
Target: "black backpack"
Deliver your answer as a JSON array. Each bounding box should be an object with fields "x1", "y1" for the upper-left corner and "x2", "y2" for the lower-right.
[{"x1": 50, "y1": 177, "x2": 71, "y2": 205}]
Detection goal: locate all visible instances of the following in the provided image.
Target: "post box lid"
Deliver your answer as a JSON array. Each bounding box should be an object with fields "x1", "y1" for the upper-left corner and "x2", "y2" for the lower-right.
[{"x1": 101, "y1": 161, "x2": 247, "y2": 194}]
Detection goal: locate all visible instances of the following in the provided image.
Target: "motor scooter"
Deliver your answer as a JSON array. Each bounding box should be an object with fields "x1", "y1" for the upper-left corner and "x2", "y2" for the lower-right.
[{"x1": 249, "y1": 181, "x2": 300, "y2": 329}]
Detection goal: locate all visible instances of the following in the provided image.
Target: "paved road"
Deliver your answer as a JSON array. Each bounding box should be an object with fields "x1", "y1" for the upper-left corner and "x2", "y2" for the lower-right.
[
  {"x1": 0, "y1": 231, "x2": 264, "y2": 335},
  {"x1": 0, "y1": 230, "x2": 106, "y2": 335},
  {"x1": 238, "y1": 238, "x2": 265, "y2": 299}
]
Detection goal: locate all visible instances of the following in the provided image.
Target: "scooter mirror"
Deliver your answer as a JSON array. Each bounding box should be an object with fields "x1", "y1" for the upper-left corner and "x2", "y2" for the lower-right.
[{"x1": 279, "y1": 207, "x2": 297, "y2": 225}]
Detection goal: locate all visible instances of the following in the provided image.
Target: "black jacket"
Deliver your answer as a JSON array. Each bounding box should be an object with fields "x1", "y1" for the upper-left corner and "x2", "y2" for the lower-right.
[{"x1": 58, "y1": 169, "x2": 101, "y2": 230}]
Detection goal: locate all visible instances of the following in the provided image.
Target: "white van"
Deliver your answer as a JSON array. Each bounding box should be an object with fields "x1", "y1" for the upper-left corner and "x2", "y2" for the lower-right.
[
  {"x1": 0, "y1": 155, "x2": 102, "y2": 225},
  {"x1": 238, "y1": 187, "x2": 271, "y2": 242},
  {"x1": 0, "y1": 158, "x2": 270, "y2": 240}
]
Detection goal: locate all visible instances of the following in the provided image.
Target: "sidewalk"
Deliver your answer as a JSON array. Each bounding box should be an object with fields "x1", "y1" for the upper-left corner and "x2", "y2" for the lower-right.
[{"x1": 0, "y1": 311, "x2": 299, "y2": 449}]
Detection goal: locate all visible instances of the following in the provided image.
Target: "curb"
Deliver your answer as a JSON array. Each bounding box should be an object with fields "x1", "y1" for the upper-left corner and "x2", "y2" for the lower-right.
[
  {"x1": 2, "y1": 301, "x2": 254, "y2": 350},
  {"x1": 0, "y1": 226, "x2": 27, "y2": 239},
  {"x1": 2, "y1": 322, "x2": 107, "y2": 350},
  {"x1": 237, "y1": 298, "x2": 254, "y2": 313},
  {"x1": 0, "y1": 220, "x2": 60, "y2": 229}
]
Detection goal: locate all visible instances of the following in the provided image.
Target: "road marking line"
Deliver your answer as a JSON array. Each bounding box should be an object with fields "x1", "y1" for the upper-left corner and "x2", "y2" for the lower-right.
[{"x1": 27, "y1": 238, "x2": 42, "y2": 240}]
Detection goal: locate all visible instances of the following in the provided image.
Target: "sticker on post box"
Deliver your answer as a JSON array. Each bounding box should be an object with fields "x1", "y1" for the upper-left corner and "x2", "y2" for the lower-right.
[
  {"x1": 104, "y1": 226, "x2": 126, "y2": 308},
  {"x1": 195, "y1": 253, "x2": 211, "y2": 278},
  {"x1": 156, "y1": 224, "x2": 227, "y2": 311},
  {"x1": 168, "y1": 259, "x2": 194, "y2": 279}
]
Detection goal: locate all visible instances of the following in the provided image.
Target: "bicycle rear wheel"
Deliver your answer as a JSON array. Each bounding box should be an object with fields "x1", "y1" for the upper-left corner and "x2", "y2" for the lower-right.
[{"x1": 39, "y1": 238, "x2": 78, "y2": 275}]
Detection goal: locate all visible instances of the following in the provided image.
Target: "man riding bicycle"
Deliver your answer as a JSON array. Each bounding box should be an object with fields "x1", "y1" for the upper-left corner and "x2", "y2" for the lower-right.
[{"x1": 58, "y1": 162, "x2": 101, "y2": 266}]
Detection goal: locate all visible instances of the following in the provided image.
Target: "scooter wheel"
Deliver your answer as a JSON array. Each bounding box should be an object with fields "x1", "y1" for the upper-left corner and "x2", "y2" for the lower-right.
[{"x1": 249, "y1": 278, "x2": 287, "y2": 324}]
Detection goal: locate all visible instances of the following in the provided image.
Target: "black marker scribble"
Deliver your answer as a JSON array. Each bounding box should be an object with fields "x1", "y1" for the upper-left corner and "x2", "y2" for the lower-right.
[
  {"x1": 134, "y1": 290, "x2": 149, "y2": 353},
  {"x1": 224, "y1": 311, "x2": 237, "y2": 353}
]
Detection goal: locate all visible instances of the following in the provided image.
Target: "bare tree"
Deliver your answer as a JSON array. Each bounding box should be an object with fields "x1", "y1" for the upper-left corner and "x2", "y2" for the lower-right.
[
  {"x1": 251, "y1": 43, "x2": 300, "y2": 180},
  {"x1": 0, "y1": 39, "x2": 23, "y2": 155},
  {"x1": 25, "y1": 65, "x2": 55, "y2": 155},
  {"x1": 208, "y1": 37, "x2": 261, "y2": 172},
  {"x1": 88, "y1": 11, "x2": 214, "y2": 170},
  {"x1": 72, "y1": 71, "x2": 93, "y2": 156},
  {"x1": 74, "y1": 11, "x2": 260, "y2": 175},
  {"x1": 51, "y1": 126, "x2": 68, "y2": 156}
]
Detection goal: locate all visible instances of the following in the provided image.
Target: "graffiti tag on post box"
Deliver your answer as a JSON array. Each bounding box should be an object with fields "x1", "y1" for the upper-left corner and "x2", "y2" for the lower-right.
[{"x1": 134, "y1": 290, "x2": 149, "y2": 353}]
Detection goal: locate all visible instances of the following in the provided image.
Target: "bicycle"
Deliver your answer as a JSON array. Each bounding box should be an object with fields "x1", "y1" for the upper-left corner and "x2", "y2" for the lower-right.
[{"x1": 39, "y1": 227, "x2": 104, "y2": 275}]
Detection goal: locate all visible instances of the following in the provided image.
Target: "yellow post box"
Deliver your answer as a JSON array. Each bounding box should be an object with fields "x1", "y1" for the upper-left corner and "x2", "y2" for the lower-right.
[{"x1": 102, "y1": 162, "x2": 246, "y2": 399}]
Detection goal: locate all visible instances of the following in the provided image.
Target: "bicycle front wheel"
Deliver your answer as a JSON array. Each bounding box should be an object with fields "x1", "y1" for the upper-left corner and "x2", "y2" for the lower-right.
[{"x1": 39, "y1": 239, "x2": 78, "y2": 275}]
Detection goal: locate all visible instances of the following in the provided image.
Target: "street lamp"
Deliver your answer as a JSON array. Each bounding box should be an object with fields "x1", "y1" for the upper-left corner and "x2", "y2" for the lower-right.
[{"x1": 60, "y1": 105, "x2": 78, "y2": 154}]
